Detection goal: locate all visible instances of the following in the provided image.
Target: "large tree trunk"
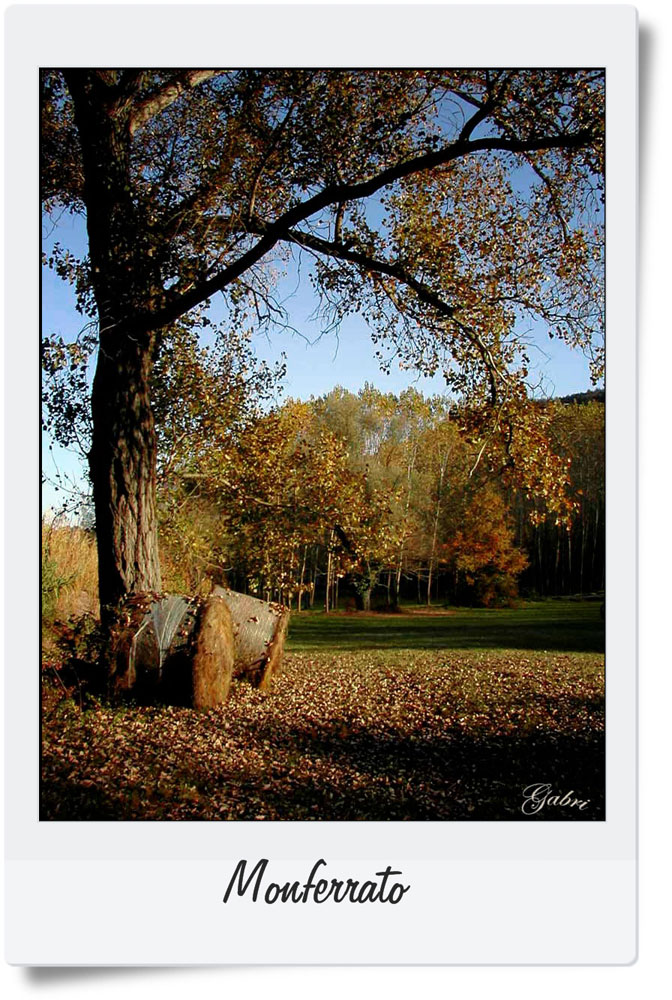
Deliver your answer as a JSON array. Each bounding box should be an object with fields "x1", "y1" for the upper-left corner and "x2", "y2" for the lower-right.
[
  {"x1": 63, "y1": 71, "x2": 165, "y2": 615},
  {"x1": 88, "y1": 330, "x2": 162, "y2": 612}
]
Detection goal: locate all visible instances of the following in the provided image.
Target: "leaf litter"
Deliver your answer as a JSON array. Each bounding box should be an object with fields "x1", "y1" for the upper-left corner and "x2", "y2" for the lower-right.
[{"x1": 41, "y1": 649, "x2": 604, "y2": 821}]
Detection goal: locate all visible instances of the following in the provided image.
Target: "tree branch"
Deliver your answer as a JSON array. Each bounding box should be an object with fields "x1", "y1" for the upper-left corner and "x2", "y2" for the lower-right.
[
  {"x1": 457, "y1": 73, "x2": 511, "y2": 140},
  {"x1": 136, "y1": 124, "x2": 596, "y2": 335},
  {"x1": 265, "y1": 225, "x2": 505, "y2": 404},
  {"x1": 129, "y1": 70, "x2": 219, "y2": 135},
  {"x1": 113, "y1": 70, "x2": 146, "y2": 106},
  {"x1": 246, "y1": 98, "x2": 298, "y2": 225}
]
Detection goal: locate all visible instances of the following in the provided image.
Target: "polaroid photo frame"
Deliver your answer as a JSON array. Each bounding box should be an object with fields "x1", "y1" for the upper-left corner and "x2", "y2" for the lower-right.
[{"x1": 5, "y1": 3, "x2": 637, "y2": 965}]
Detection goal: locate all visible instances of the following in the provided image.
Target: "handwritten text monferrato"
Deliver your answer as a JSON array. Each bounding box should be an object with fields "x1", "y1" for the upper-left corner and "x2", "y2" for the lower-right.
[{"x1": 223, "y1": 858, "x2": 411, "y2": 904}]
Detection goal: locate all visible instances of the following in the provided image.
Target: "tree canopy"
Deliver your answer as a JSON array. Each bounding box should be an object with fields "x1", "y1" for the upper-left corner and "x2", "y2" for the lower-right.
[{"x1": 41, "y1": 68, "x2": 605, "y2": 612}]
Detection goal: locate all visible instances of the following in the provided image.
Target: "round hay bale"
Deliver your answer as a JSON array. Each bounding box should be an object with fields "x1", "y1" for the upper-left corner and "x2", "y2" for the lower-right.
[
  {"x1": 108, "y1": 588, "x2": 288, "y2": 705},
  {"x1": 191, "y1": 594, "x2": 235, "y2": 709},
  {"x1": 108, "y1": 593, "x2": 198, "y2": 705},
  {"x1": 107, "y1": 593, "x2": 160, "y2": 696},
  {"x1": 213, "y1": 587, "x2": 290, "y2": 690}
]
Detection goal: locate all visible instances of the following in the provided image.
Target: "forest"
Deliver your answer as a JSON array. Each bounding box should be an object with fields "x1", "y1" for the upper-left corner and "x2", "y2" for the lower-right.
[
  {"x1": 43, "y1": 352, "x2": 604, "y2": 618},
  {"x1": 152, "y1": 356, "x2": 605, "y2": 611}
]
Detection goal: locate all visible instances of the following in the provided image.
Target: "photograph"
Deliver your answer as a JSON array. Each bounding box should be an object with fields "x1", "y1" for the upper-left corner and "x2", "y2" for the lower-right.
[{"x1": 40, "y1": 66, "x2": 606, "y2": 823}]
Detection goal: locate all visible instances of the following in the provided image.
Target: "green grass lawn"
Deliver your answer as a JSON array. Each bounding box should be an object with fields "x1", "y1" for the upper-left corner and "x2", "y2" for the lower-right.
[{"x1": 286, "y1": 598, "x2": 605, "y2": 654}]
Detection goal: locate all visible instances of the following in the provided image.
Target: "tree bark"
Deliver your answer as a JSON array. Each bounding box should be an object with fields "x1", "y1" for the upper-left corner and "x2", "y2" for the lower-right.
[
  {"x1": 354, "y1": 588, "x2": 371, "y2": 612},
  {"x1": 297, "y1": 544, "x2": 307, "y2": 612},
  {"x1": 427, "y1": 457, "x2": 447, "y2": 606},
  {"x1": 89, "y1": 332, "x2": 162, "y2": 613},
  {"x1": 325, "y1": 533, "x2": 333, "y2": 613},
  {"x1": 310, "y1": 546, "x2": 317, "y2": 607},
  {"x1": 579, "y1": 502, "x2": 586, "y2": 594},
  {"x1": 63, "y1": 71, "x2": 164, "y2": 614},
  {"x1": 591, "y1": 503, "x2": 600, "y2": 591}
]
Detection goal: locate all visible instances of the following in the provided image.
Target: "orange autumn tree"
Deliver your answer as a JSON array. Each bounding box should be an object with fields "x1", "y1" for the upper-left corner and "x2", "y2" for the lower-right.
[
  {"x1": 158, "y1": 394, "x2": 401, "y2": 607},
  {"x1": 435, "y1": 394, "x2": 572, "y2": 605},
  {"x1": 446, "y1": 485, "x2": 528, "y2": 606}
]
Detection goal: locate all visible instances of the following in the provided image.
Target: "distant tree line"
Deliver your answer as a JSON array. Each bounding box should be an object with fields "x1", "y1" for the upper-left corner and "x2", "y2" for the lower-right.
[
  {"x1": 151, "y1": 333, "x2": 603, "y2": 609},
  {"x1": 515, "y1": 396, "x2": 604, "y2": 597}
]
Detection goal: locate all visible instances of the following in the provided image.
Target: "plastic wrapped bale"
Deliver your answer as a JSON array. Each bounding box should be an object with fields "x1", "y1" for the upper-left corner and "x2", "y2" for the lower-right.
[
  {"x1": 107, "y1": 593, "x2": 164, "y2": 697},
  {"x1": 213, "y1": 586, "x2": 290, "y2": 690},
  {"x1": 108, "y1": 593, "x2": 234, "y2": 708}
]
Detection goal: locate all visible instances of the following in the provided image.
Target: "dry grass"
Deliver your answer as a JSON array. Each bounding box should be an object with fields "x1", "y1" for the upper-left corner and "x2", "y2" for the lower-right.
[
  {"x1": 41, "y1": 520, "x2": 99, "y2": 663},
  {"x1": 41, "y1": 520, "x2": 99, "y2": 617}
]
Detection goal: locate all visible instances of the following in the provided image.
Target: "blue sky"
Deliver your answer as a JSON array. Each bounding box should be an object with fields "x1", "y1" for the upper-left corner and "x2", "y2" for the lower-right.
[{"x1": 41, "y1": 211, "x2": 600, "y2": 515}]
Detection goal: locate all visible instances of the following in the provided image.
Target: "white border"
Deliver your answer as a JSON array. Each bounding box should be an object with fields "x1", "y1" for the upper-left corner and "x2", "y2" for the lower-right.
[{"x1": 4, "y1": 4, "x2": 637, "y2": 965}]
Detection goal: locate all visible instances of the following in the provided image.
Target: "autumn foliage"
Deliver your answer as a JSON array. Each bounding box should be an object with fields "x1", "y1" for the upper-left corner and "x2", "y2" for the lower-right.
[{"x1": 150, "y1": 360, "x2": 602, "y2": 609}]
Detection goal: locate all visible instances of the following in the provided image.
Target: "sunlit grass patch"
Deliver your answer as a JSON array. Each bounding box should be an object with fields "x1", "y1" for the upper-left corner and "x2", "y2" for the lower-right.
[{"x1": 286, "y1": 599, "x2": 605, "y2": 654}]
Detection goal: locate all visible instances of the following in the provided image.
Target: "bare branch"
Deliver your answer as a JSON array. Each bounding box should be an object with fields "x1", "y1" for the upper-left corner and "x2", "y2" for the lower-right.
[
  {"x1": 246, "y1": 99, "x2": 298, "y2": 225},
  {"x1": 523, "y1": 154, "x2": 570, "y2": 241}
]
